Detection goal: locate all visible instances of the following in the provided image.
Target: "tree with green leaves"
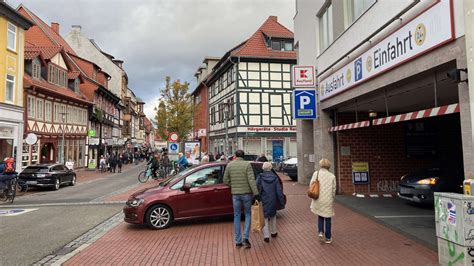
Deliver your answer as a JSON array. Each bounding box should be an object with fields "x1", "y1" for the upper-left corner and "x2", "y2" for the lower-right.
[{"x1": 154, "y1": 76, "x2": 194, "y2": 141}]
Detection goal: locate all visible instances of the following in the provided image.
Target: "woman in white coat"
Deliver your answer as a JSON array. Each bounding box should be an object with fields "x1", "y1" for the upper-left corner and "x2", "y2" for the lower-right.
[{"x1": 310, "y1": 158, "x2": 337, "y2": 244}]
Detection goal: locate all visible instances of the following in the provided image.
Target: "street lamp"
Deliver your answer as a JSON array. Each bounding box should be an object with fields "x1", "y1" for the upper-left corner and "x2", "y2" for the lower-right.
[{"x1": 60, "y1": 112, "x2": 67, "y2": 164}]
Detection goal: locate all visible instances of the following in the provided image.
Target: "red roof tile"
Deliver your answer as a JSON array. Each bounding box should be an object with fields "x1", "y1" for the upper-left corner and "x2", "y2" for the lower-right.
[
  {"x1": 24, "y1": 74, "x2": 91, "y2": 105},
  {"x1": 25, "y1": 45, "x2": 61, "y2": 60},
  {"x1": 231, "y1": 16, "x2": 296, "y2": 60},
  {"x1": 68, "y1": 71, "x2": 81, "y2": 80}
]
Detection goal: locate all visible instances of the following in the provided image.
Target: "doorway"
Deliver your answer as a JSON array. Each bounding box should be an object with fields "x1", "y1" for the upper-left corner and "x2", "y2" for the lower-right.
[
  {"x1": 272, "y1": 140, "x2": 283, "y2": 162},
  {"x1": 41, "y1": 143, "x2": 55, "y2": 164}
]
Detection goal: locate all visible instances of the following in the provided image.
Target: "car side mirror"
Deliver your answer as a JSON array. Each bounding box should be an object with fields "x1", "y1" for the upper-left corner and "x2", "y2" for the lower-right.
[{"x1": 182, "y1": 184, "x2": 191, "y2": 192}]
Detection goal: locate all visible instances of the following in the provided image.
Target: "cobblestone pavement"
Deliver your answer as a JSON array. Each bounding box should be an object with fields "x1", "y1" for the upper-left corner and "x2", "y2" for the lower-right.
[{"x1": 75, "y1": 163, "x2": 141, "y2": 184}]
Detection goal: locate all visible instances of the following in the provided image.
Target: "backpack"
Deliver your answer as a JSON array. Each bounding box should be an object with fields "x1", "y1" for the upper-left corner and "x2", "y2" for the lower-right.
[{"x1": 4, "y1": 158, "x2": 15, "y2": 174}]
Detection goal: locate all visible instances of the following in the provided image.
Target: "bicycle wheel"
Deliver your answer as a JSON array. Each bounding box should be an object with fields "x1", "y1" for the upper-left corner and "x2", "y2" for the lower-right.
[
  {"x1": 16, "y1": 179, "x2": 28, "y2": 195},
  {"x1": 7, "y1": 179, "x2": 17, "y2": 203},
  {"x1": 138, "y1": 171, "x2": 149, "y2": 183}
]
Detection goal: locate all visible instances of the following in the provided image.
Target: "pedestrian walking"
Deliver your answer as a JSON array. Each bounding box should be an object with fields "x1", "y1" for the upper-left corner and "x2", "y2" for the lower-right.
[
  {"x1": 223, "y1": 149, "x2": 260, "y2": 249},
  {"x1": 117, "y1": 154, "x2": 123, "y2": 173},
  {"x1": 201, "y1": 153, "x2": 209, "y2": 164},
  {"x1": 209, "y1": 152, "x2": 215, "y2": 162},
  {"x1": 99, "y1": 155, "x2": 106, "y2": 172},
  {"x1": 310, "y1": 158, "x2": 336, "y2": 244},
  {"x1": 161, "y1": 152, "x2": 170, "y2": 175},
  {"x1": 111, "y1": 154, "x2": 117, "y2": 173},
  {"x1": 256, "y1": 162, "x2": 285, "y2": 243}
]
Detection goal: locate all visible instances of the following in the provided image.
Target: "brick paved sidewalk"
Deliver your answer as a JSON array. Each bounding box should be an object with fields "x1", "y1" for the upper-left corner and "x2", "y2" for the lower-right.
[
  {"x1": 65, "y1": 179, "x2": 438, "y2": 265},
  {"x1": 75, "y1": 162, "x2": 143, "y2": 184}
]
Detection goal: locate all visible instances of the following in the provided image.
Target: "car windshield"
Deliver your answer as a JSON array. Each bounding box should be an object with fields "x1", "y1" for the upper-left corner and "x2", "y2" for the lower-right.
[
  {"x1": 159, "y1": 167, "x2": 194, "y2": 187},
  {"x1": 22, "y1": 166, "x2": 49, "y2": 173}
]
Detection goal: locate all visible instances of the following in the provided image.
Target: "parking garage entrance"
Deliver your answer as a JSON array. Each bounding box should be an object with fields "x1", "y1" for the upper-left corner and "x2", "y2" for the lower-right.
[{"x1": 327, "y1": 62, "x2": 464, "y2": 195}]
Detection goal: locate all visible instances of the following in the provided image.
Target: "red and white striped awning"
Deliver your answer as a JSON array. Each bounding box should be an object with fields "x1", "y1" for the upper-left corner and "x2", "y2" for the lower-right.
[
  {"x1": 328, "y1": 103, "x2": 460, "y2": 133},
  {"x1": 328, "y1": 120, "x2": 370, "y2": 132},
  {"x1": 372, "y1": 103, "x2": 460, "y2": 126}
]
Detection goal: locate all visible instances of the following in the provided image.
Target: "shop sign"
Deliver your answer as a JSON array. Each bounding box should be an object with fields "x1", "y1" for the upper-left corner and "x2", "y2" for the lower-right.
[
  {"x1": 89, "y1": 138, "x2": 100, "y2": 145},
  {"x1": 25, "y1": 133, "x2": 38, "y2": 145},
  {"x1": 0, "y1": 126, "x2": 14, "y2": 139},
  {"x1": 352, "y1": 162, "x2": 369, "y2": 184},
  {"x1": 293, "y1": 89, "x2": 317, "y2": 119},
  {"x1": 292, "y1": 65, "x2": 315, "y2": 87},
  {"x1": 198, "y1": 128, "x2": 207, "y2": 137},
  {"x1": 88, "y1": 159, "x2": 96, "y2": 170},
  {"x1": 319, "y1": 0, "x2": 454, "y2": 100},
  {"x1": 239, "y1": 127, "x2": 296, "y2": 133}
]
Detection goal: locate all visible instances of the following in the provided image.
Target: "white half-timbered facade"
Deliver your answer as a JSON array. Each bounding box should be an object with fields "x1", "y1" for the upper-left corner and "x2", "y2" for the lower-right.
[{"x1": 207, "y1": 16, "x2": 297, "y2": 160}]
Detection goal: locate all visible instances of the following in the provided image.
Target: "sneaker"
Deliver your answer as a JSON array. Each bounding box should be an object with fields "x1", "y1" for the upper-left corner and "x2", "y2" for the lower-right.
[
  {"x1": 271, "y1": 233, "x2": 278, "y2": 238},
  {"x1": 264, "y1": 238, "x2": 270, "y2": 243},
  {"x1": 318, "y1": 232, "x2": 324, "y2": 242},
  {"x1": 243, "y1": 239, "x2": 251, "y2": 249},
  {"x1": 325, "y1": 238, "x2": 332, "y2": 244},
  {"x1": 236, "y1": 243, "x2": 243, "y2": 248}
]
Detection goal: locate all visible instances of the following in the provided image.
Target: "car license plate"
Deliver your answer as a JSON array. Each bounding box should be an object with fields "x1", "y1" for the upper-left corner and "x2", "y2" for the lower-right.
[
  {"x1": 400, "y1": 187, "x2": 410, "y2": 194},
  {"x1": 26, "y1": 181, "x2": 37, "y2": 185}
]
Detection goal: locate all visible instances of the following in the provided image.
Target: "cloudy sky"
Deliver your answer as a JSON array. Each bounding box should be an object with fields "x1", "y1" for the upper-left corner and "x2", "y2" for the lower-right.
[{"x1": 8, "y1": 0, "x2": 295, "y2": 119}]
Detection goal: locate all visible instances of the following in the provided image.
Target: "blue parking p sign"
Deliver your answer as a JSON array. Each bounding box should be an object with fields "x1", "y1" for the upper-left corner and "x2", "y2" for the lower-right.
[{"x1": 293, "y1": 89, "x2": 317, "y2": 119}]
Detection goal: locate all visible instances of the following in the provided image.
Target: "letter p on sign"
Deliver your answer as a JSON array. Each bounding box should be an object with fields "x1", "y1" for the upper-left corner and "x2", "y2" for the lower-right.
[{"x1": 300, "y1": 96, "x2": 310, "y2": 109}]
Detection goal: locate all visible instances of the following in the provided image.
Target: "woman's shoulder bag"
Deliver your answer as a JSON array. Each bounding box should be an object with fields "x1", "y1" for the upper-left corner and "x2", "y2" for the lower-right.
[{"x1": 307, "y1": 170, "x2": 320, "y2": 200}]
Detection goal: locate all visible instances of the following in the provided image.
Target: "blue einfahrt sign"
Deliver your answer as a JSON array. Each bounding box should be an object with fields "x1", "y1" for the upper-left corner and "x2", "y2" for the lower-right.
[{"x1": 293, "y1": 89, "x2": 317, "y2": 119}]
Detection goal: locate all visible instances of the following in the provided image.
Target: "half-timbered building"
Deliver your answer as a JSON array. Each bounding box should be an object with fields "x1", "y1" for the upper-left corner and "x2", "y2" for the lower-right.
[
  {"x1": 206, "y1": 16, "x2": 297, "y2": 160},
  {"x1": 19, "y1": 6, "x2": 92, "y2": 168}
]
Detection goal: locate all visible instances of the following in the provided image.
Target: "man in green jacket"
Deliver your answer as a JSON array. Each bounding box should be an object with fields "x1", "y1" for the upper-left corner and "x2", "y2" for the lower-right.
[{"x1": 224, "y1": 149, "x2": 260, "y2": 249}]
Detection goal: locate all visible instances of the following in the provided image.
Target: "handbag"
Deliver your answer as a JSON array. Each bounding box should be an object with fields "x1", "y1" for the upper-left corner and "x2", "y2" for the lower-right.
[
  {"x1": 307, "y1": 170, "x2": 320, "y2": 200},
  {"x1": 251, "y1": 200, "x2": 265, "y2": 232}
]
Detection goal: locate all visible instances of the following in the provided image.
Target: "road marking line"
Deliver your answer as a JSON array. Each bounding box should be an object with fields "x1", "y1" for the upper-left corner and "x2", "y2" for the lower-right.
[
  {"x1": 6, "y1": 201, "x2": 126, "y2": 208},
  {"x1": 374, "y1": 215, "x2": 434, "y2": 219}
]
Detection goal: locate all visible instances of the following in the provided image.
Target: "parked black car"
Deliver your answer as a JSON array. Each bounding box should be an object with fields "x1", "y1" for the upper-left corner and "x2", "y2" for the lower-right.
[
  {"x1": 282, "y1": 158, "x2": 297, "y2": 181},
  {"x1": 398, "y1": 168, "x2": 464, "y2": 204},
  {"x1": 19, "y1": 164, "x2": 76, "y2": 190}
]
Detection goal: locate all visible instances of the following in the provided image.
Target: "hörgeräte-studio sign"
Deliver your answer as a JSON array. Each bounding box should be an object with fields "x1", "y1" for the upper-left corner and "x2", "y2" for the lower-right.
[{"x1": 318, "y1": 0, "x2": 454, "y2": 101}]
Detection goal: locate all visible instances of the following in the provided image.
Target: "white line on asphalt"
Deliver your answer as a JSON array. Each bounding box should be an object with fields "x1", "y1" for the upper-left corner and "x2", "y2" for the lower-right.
[
  {"x1": 6, "y1": 201, "x2": 126, "y2": 208},
  {"x1": 374, "y1": 215, "x2": 434, "y2": 219}
]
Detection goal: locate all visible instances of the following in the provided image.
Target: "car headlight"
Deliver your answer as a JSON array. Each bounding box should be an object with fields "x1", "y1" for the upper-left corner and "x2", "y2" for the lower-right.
[
  {"x1": 416, "y1": 178, "x2": 438, "y2": 185},
  {"x1": 128, "y1": 198, "x2": 144, "y2": 207}
]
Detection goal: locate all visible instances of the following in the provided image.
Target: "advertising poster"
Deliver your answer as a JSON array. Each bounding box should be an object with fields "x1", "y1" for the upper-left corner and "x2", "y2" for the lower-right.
[{"x1": 184, "y1": 141, "x2": 201, "y2": 164}]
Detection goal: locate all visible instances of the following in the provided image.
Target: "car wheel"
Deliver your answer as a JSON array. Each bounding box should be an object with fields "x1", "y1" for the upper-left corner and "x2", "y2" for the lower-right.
[
  {"x1": 146, "y1": 204, "x2": 173, "y2": 229},
  {"x1": 53, "y1": 178, "x2": 60, "y2": 190},
  {"x1": 70, "y1": 175, "x2": 76, "y2": 186}
]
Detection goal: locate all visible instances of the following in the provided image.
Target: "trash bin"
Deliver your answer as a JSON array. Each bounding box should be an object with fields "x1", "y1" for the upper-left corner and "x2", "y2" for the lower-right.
[{"x1": 435, "y1": 192, "x2": 474, "y2": 265}]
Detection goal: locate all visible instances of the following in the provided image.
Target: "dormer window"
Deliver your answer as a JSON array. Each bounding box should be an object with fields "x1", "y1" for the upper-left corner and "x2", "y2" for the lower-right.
[
  {"x1": 48, "y1": 63, "x2": 67, "y2": 87},
  {"x1": 32, "y1": 58, "x2": 41, "y2": 79},
  {"x1": 74, "y1": 78, "x2": 80, "y2": 91},
  {"x1": 265, "y1": 36, "x2": 294, "y2": 51}
]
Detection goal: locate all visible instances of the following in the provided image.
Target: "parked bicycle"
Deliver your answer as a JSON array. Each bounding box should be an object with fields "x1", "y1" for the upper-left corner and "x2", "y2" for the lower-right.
[{"x1": 0, "y1": 175, "x2": 28, "y2": 203}]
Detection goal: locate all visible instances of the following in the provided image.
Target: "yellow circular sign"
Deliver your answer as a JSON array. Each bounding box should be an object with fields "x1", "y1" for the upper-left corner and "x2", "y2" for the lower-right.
[
  {"x1": 414, "y1": 23, "x2": 426, "y2": 46},
  {"x1": 366, "y1": 56, "x2": 373, "y2": 72},
  {"x1": 346, "y1": 68, "x2": 352, "y2": 83}
]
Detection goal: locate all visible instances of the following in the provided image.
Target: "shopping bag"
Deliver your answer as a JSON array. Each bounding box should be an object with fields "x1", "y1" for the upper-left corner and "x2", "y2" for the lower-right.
[
  {"x1": 307, "y1": 170, "x2": 320, "y2": 200},
  {"x1": 251, "y1": 200, "x2": 265, "y2": 232}
]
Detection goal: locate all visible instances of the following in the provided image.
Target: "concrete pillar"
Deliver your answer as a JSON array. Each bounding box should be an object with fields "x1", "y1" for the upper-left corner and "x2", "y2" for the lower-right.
[
  {"x1": 313, "y1": 110, "x2": 335, "y2": 177},
  {"x1": 297, "y1": 119, "x2": 315, "y2": 184},
  {"x1": 462, "y1": 1, "x2": 474, "y2": 178}
]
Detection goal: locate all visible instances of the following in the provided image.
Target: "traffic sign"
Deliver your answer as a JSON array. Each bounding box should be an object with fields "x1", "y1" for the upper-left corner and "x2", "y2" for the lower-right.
[
  {"x1": 168, "y1": 132, "x2": 179, "y2": 142},
  {"x1": 293, "y1": 89, "x2": 317, "y2": 119},
  {"x1": 292, "y1": 66, "x2": 315, "y2": 87},
  {"x1": 168, "y1": 142, "x2": 180, "y2": 154}
]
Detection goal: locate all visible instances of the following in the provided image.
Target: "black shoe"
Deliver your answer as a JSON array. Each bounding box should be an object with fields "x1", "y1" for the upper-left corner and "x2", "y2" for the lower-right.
[
  {"x1": 271, "y1": 233, "x2": 278, "y2": 238},
  {"x1": 264, "y1": 238, "x2": 269, "y2": 243},
  {"x1": 243, "y1": 239, "x2": 251, "y2": 249},
  {"x1": 236, "y1": 243, "x2": 243, "y2": 248}
]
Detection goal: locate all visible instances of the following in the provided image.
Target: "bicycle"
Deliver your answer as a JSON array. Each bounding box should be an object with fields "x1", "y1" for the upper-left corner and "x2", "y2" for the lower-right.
[
  {"x1": 0, "y1": 175, "x2": 28, "y2": 204},
  {"x1": 138, "y1": 165, "x2": 162, "y2": 183}
]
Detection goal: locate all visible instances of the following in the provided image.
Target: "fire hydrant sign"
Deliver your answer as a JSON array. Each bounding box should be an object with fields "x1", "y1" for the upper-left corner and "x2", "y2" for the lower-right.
[{"x1": 292, "y1": 66, "x2": 315, "y2": 87}]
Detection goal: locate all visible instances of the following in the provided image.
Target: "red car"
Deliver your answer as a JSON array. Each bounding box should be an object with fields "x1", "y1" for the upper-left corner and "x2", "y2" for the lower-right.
[{"x1": 123, "y1": 161, "x2": 285, "y2": 229}]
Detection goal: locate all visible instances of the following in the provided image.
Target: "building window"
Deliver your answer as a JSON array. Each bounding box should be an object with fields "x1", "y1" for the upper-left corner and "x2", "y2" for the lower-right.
[
  {"x1": 45, "y1": 101, "x2": 52, "y2": 122},
  {"x1": 319, "y1": 2, "x2": 333, "y2": 52},
  {"x1": 195, "y1": 95, "x2": 201, "y2": 105},
  {"x1": 36, "y1": 98, "x2": 44, "y2": 121},
  {"x1": 28, "y1": 96, "x2": 36, "y2": 119},
  {"x1": 54, "y1": 103, "x2": 60, "y2": 122},
  {"x1": 344, "y1": 0, "x2": 376, "y2": 29},
  {"x1": 74, "y1": 78, "x2": 80, "y2": 91},
  {"x1": 284, "y1": 41, "x2": 294, "y2": 51},
  {"x1": 271, "y1": 40, "x2": 282, "y2": 51},
  {"x1": 5, "y1": 74, "x2": 15, "y2": 102},
  {"x1": 7, "y1": 23, "x2": 16, "y2": 51},
  {"x1": 48, "y1": 64, "x2": 67, "y2": 87},
  {"x1": 32, "y1": 58, "x2": 41, "y2": 79}
]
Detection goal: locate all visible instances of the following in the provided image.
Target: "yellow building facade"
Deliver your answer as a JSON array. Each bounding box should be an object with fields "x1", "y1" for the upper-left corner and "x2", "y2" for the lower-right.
[{"x1": 0, "y1": 2, "x2": 31, "y2": 165}]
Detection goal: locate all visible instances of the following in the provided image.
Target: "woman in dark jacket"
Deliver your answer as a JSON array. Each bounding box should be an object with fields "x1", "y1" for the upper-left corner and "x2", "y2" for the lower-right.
[{"x1": 256, "y1": 162, "x2": 285, "y2": 243}]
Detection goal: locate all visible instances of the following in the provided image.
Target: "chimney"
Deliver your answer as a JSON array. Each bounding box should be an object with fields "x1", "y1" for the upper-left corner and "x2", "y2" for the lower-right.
[
  {"x1": 269, "y1": 16, "x2": 278, "y2": 22},
  {"x1": 51, "y1": 22, "x2": 59, "y2": 34},
  {"x1": 72, "y1": 25, "x2": 82, "y2": 32}
]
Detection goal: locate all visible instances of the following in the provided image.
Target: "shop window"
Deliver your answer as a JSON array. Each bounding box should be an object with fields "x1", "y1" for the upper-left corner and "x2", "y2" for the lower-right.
[{"x1": 0, "y1": 139, "x2": 13, "y2": 159}]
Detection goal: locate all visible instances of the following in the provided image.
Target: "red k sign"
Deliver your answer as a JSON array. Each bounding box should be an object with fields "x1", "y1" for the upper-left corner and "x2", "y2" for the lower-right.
[{"x1": 292, "y1": 66, "x2": 315, "y2": 87}]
